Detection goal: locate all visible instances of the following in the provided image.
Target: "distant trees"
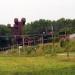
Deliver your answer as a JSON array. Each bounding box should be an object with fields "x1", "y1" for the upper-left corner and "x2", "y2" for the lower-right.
[
  {"x1": 25, "y1": 18, "x2": 75, "y2": 35},
  {"x1": 0, "y1": 18, "x2": 75, "y2": 36},
  {"x1": 0, "y1": 24, "x2": 11, "y2": 36},
  {"x1": 24, "y1": 19, "x2": 52, "y2": 35}
]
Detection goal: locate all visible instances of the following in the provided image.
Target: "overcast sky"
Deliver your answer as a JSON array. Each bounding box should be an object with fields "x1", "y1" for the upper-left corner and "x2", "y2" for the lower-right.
[{"x1": 0, "y1": 0, "x2": 74, "y2": 25}]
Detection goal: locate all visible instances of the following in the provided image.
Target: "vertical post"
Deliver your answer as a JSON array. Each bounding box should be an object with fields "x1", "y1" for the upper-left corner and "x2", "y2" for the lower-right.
[
  {"x1": 22, "y1": 35, "x2": 25, "y2": 50},
  {"x1": 51, "y1": 24, "x2": 55, "y2": 56},
  {"x1": 65, "y1": 24, "x2": 70, "y2": 58},
  {"x1": 11, "y1": 36, "x2": 15, "y2": 52},
  {"x1": 42, "y1": 34, "x2": 44, "y2": 50},
  {"x1": 66, "y1": 34, "x2": 70, "y2": 58},
  {"x1": 40, "y1": 34, "x2": 44, "y2": 55},
  {"x1": 34, "y1": 37, "x2": 35, "y2": 45},
  {"x1": 18, "y1": 46, "x2": 20, "y2": 56},
  {"x1": 42, "y1": 34, "x2": 43, "y2": 45}
]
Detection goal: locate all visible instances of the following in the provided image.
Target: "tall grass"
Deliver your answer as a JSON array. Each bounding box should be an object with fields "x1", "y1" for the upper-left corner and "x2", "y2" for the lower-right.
[{"x1": 0, "y1": 40, "x2": 75, "y2": 56}]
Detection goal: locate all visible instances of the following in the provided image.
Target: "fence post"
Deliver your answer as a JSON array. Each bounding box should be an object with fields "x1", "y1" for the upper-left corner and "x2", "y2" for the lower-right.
[
  {"x1": 22, "y1": 35, "x2": 25, "y2": 51},
  {"x1": 51, "y1": 24, "x2": 55, "y2": 56},
  {"x1": 42, "y1": 34, "x2": 44, "y2": 51},
  {"x1": 18, "y1": 46, "x2": 21, "y2": 56}
]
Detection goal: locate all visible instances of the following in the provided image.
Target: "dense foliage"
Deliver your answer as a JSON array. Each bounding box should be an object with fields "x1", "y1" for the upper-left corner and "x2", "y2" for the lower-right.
[
  {"x1": 25, "y1": 18, "x2": 75, "y2": 35},
  {"x1": 0, "y1": 18, "x2": 75, "y2": 35},
  {"x1": 0, "y1": 24, "x2": 11, "y2": 35}
]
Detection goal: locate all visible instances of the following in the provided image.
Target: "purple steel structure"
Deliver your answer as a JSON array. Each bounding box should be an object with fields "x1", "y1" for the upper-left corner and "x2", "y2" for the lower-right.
[
  {"x1": 12, "y1": 18, "x2": 26, "y2": 35},
  {"x1": 11, "y1": 18, "x2": 26, "y2": 45}
]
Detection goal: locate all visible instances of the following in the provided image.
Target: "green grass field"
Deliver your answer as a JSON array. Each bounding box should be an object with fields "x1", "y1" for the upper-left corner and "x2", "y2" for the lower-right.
[
  {"x1": 0, "y1": 40, "x2": 75, "y2": 75},
  {"x1": 0, "y1": 55, "x2": 75, "y2": 75}
]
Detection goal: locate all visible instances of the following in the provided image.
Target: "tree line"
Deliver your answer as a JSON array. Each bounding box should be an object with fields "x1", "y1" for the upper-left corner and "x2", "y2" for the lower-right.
[
  {"x1": 25, "y1": 18, "x2": 75, "y2": 35},
  {"x1": 0, "y1": 18, "x2": 75, "y2": 36}
]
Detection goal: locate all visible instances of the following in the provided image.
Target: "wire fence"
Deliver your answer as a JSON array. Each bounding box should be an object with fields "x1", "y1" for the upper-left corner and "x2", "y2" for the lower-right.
[
  {"x1": 0, "y1": 35, "x2": 75, "y2": 75},
  {"x1": 0, "y1": 34, "x2": 75, "y2": 56}
]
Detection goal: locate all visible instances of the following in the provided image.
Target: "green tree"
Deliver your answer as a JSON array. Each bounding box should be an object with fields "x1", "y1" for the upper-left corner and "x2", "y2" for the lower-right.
[
  {"x1": 25, "y1": 19, "x2": 51, "y2": 35},
  {"x1": 0, "y1": 24, "x2": 11, "y2": 35}
]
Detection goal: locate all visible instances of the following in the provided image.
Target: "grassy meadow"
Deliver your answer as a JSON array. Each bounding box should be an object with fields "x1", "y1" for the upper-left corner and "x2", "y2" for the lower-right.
[
  {"x1": 0, "y1": 40, "x2": 75, "y2": 75},
  {"x1": 0, "y1": 55, "x2": 75, "y2": 75}
]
